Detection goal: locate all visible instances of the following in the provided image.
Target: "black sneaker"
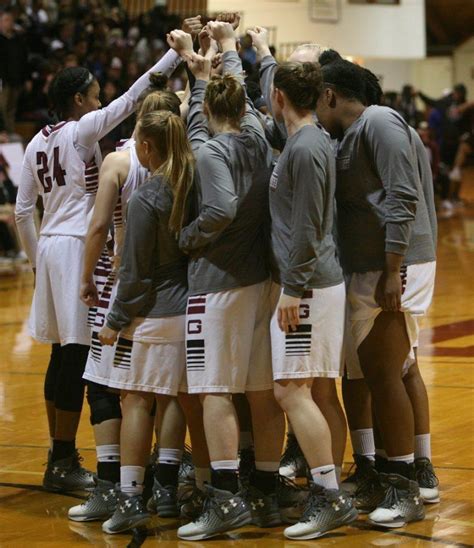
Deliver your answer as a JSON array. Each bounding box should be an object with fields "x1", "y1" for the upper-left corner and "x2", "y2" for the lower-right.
[
  {"x1": 239, "y1": 446, "x2": 256, "y2": 486},
  {"x1": 177, "y1": 485, "x2": 252, "y2": 540},
  {"x1": 102, "y1": 491, "x2": 150, "y2": 534},
  {"x1": 353, "y1": 466, "x2": 385, "y2": 513},
  {"x1": 146, "y1": 478, "x2": 179, "y2": 517},
  {"x1": 284, "y1": 484, "x2": 358, "y2": 540},
  {"x1": 280, "y1": 434, "x2": 308, "y2": 478},
  {"x1": 342, "y1": 454, "x2": 376, "y2": 495},
  {"x1": 277, "y1": 475, "x2": 310, "y2": 524},
  {"x1": 43, "y1": 451, "x2": 95, "y2": 492},
  {"x1": 246, "y1": 485, "x2": 281, "y2": 527},
  {"x1": 415, "y1": 458, "x2": 440, "y2": 504},
  {"x1": 368, "y1": 473, "x2": 425, "y2": 528}
]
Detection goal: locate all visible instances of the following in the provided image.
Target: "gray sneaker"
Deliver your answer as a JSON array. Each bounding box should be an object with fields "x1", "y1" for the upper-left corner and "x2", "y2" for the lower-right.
[
  {"x1": 415, "y1": 458, "x2": 440, "y2": 504},
  {"x1": 43, "y1": 452, "x2": 95, "y2": 492},
  {"x1": 180, "y1": 485, "x2": 206, "y2": 520},
  {"x1": 368, "y1": 473, "x2": 425, "y2": 528},
  {"x1": 68, "y1": 479, "x2": 117, "y2": 522},
  {"x1": 277, "y1": 475, "x2": 310, "y2": 524},
  {"x1": 284, "y1": 484, "x2": 358, "y2": 540},
  {"x1": 246, "y1": 485, "x2": 281, "y2": 528},
  {"x1": 177, "y1": 486, "x2": 252, "y2": 540},
  {"x1": 102, "y1": 491, "x2": 150, "y2": 534},
  {"x1": 146, "y1": 478, "x2": 179, "y2": 517},
  {"x1": 342, "y1": 454, "x2": 376, "y2": 496}
]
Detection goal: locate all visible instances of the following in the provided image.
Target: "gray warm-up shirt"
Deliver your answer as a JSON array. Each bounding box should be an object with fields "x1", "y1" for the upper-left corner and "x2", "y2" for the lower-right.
[
  {"x1": 270, "y1": 124, "x2": 343, "y2": 297},
  {"x1": 107, "y1": 175, "x2": 188, "y2": 331},
  {"x1": 410, "y1": 127, "x2": 438, "y2": 250},
  {"x1": 335, "y1": 106, "x2": 436, "y2": 274},
  {"x1": 179, "y1": 50, "x2": 273, "y2": 295}
]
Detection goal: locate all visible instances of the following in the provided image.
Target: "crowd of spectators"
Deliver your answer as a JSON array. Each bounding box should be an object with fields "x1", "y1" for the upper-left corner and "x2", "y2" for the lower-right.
[{"x1": 0, "y1": 0, "x2": 473, "y2": 261}]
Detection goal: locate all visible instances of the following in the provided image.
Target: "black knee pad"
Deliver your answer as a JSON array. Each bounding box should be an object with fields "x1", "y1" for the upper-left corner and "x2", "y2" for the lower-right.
[
  {"x1": 44, "y1": 343, "x2": 62, "y2": 402},
  {"x1": 87, "y1": 381, "x2": 122, "y2": 425},
  {"x1": 54, "y1": 343, "x2": 89, "y2": 412}
]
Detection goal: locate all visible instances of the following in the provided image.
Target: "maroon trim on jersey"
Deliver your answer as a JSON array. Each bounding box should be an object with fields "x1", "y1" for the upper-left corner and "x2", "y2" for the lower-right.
[
  {"x1": 41, "y1": 121, "x2": 69, "y2": 137},
  {"x1": 115, "y1": 139, "x2": 129, "y2": 149},
  {"x1": 84, "y1": 158, "x2": 99, "y2": 195}
]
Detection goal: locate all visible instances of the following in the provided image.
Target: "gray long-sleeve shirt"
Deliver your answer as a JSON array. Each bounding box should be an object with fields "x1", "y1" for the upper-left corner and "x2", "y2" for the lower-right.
[
  {"x1": 179, "y1": 51, "x2": 273, "y2": 295},
  {"x1": 107, "y1": 176, "x2": 188, "y2": 331},
  {"x1": 270, "y1": 124, "x2": 343, "y2": 297},
  {"x1": 335, "y1": 106, "x2": 436, "y2": 274},
  {"x1": 410, "y1": 127, "x2": 438, "y2": 250}
]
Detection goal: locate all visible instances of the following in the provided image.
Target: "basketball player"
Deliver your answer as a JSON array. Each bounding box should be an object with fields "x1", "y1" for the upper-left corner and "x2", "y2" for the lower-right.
[
  {"x1": 94, "y1": 109, "x2": 194, "y2": 533},
  {"x1": 169, "y1": 23, "x2": 286, "y2": 541},
  {"x1": 341, "y1": 113, "x2": 439, "y2": 507},
  {"x1": 248, "y1": 26, "x2": 347, "y2": 483},
  {"x1": 14, "y1": 46, "x2": 182, "y2": 491},
  {"x1": 316, "y1": 59, "x2": 436, "y2": 528},
  {"x1": 67, "y1": 81, "x2": 187, "y2": 522}
]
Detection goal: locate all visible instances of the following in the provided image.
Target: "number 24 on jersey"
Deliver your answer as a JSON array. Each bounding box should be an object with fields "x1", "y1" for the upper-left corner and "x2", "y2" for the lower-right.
[{"x1": 36, "y1": 146, "x2": 67, "y2": 193}]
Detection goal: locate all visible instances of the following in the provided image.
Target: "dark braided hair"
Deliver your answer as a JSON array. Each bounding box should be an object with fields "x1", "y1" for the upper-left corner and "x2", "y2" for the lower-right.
[
  {"x1": 48, "y1": 67, "x2": 95, "y2": 119},
  {"x1": 361, "y1": 66, "x2": 383, "y2": 106}
]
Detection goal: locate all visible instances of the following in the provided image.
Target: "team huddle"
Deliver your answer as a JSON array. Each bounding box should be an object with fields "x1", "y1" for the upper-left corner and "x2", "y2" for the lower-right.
[{"x1": 14, "y1": 12, "x2": 439, "y2": 542}]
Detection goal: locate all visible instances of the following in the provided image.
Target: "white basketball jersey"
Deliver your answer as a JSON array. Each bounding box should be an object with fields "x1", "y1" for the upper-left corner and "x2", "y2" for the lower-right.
[
  {"x1": 113, "y1": 138, "x2": 149, "y2": 259},
  {"x1": 22, "y1": 121, "x2": 101, "y2": 238}
]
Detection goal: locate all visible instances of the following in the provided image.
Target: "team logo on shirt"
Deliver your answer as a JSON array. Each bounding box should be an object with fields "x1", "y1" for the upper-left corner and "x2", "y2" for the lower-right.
[{"x1": 270, "y1": 169, "x2": 279, "y2": 191}]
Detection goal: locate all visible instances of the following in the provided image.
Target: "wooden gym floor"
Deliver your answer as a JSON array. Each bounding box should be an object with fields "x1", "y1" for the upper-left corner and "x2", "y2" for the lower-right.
[{"x1": 1, "y1": 172, "x2": 473, "y2": 547}]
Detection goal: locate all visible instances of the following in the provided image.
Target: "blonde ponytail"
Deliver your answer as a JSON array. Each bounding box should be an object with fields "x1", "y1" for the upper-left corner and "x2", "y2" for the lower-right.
[{"x1": 137, "y1": 111, "x2": 194, "y2": 236}]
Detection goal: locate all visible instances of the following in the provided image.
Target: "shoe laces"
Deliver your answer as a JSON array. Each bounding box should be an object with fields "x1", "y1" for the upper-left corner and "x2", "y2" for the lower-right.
[
  {"x1": 379, "y1": 481, "x2": 406, "y2": 509},
  {"x1": 301, "y1": 487, "x2": 330, "y2": 520},
  {"x1": 354, "y1": 470, "x2": 379, "y2": 498},
  {"x1": 416, "y1": 460, "x2": 439, "y2": 488}
]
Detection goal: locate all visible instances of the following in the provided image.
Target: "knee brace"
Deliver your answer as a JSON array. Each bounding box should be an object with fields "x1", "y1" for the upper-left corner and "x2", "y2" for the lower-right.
[
  {"x1": 54, "y1": 343, "x2": 89, "y2": 412},
  {"x1": 87, "y1": 381, "x2": 122, "y2": 425},
  {"x1": 44, "y1": 343, "x2": 62, "y2": 402}
]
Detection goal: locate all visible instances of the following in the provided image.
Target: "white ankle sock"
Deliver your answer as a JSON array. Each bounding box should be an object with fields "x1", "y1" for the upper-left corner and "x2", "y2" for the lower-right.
[
  {"x1": 158, "y1": 448, "x2": 183, "y2": 465},
  {"x1": 195, "y1": 467, "x2": 211, "y2": 490},
  {"x1": 211, "y1": 460, "x2": 238, "y2": 471},
  {"x1": 311, "y1": 465, "x2": 338, "y2": 490},
  {"x1": 415, "y1": 434, "x2": 431, "y2": 460},
  {"x1": 239, "y1": 431, "x2": 253, "y2": 450},
  {"x1": 120, "y1": 465, "x2": 145, "y2": 496},
  {"x1": 350, "y1": 428, "x2": 375, "y2": 460},
  {"x1": 387, "y1": 453, "x2": 414, "y2": 464},
  {"x1": 97, "y1": 444, "x2": 120, "y2": 462},
  {"x1": 255, "y1": 461, "x2": 279, "y2": 472}
]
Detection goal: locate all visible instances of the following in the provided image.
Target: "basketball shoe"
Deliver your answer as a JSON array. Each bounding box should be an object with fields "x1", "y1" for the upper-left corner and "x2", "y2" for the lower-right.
[
  {"x1": 102, "y1": 491, "x2": 150, "y2": 534},
  {"x1": 146, "y1": 478, "x2": 179, "y2": 517},
  {"x1": 342, "y1": 454, "x2": 376, "y2": 495},
  {"x1": 284, "y1": 484, "x2": 358, "y2": 540},
  {"x1": 245, "y1": 484, "x2": 281, "y2": 527},
  {"x1": 279, "y1": 433, "x2": 308, "y2": 478},
  {"x1": 43, "y1": 451, "x2": 95, "y2": 492},
  {"x1": 368, "y1": 473, "x2": 425, "y2": 528},
  {"x1": 68, "y1": 478, "x2": 117, "y2": 521},
  {"x1": 277, "y1": 475, "x2": 310, "y2": 524},
  {"x1": 177, "y1": 485, "x2": 252, "y2": 540},
  {"x1": 415, "y1": 458, "x2": 440, "y2": 504}
]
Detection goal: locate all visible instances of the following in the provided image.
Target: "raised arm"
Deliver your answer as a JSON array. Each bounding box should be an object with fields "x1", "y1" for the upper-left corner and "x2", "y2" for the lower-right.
[
  {"x1": 80, "y1": 150, "x2": 130, "y2": 307},
  {"x1": 248, "y1": 27, "x2": 276, "y2": 113},
  {"x1": 75, "y1": 48, "x2": 182, "y2": 162},
  {"x1": 15, "y1": 146, "x2": 38, "y2": 269},
  {"x1": 179, "y1": 142, "x2": 237, "y2": 252}
]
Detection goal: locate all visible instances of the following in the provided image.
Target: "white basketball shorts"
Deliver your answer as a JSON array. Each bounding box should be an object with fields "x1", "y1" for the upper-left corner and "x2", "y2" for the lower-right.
[
  {"x1": 270, "y1": 282, "x2": 346, "y2": 380},
  {"x1": 345, "y1": 261, "x2": 436, "y2": 380},
  {"x1": 29, "y1": 235, "x2": 91, "y2": 346},
  {"x1": 185, "y1": 280, "x2": 274, "y2": 394}
]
